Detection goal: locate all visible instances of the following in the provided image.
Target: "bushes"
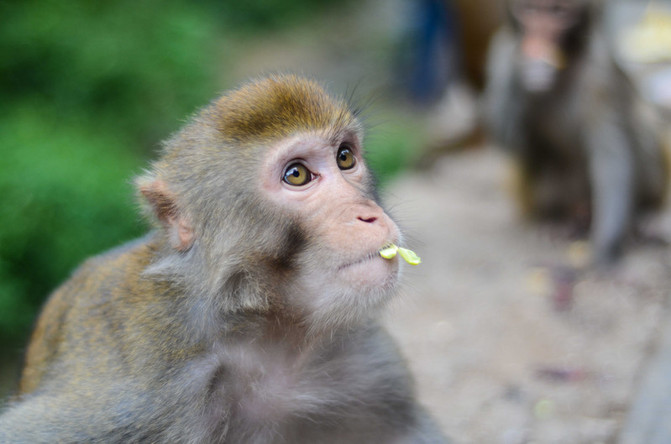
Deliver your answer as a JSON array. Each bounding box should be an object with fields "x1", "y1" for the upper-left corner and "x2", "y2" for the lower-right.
[
  {"x1": 0, "y1": 110, "x2": 146, "y2": 340},
  {"x1": 0, "y1": 0, "x2": 220, "y2": 343}
]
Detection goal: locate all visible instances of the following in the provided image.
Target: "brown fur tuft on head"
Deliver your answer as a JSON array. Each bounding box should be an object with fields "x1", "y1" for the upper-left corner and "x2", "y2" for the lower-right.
[{"x1": 207, "y1": 74, "x2": 358, "y2": 146}]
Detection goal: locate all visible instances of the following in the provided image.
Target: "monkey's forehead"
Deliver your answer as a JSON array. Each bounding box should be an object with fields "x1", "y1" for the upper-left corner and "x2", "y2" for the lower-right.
[{"x1": 208, "y1": 75, "x2": 359, "y2": 144}]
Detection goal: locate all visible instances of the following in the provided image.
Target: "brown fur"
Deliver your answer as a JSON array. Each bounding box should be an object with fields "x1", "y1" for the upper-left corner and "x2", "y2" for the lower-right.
[{"x1": 212, "y1": 75, "x2": 355, "y2": 145}]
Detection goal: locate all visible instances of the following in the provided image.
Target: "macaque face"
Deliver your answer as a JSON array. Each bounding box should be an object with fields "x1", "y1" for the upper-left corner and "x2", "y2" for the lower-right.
[
  {"x1": 512, "y1": 0, "x2": 583, "y2": 92},
  {"x1": 260, "y1": 132, "x2": 401, "y2": 319}
]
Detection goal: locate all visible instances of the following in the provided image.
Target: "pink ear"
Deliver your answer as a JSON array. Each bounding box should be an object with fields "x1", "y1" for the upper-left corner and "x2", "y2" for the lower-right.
[
  {"x1": 138, "y1": 179, "x2": 195, "y2": 251},
  {"x1": 173, "y1": 218, "x2": 195, "y2": 252}
]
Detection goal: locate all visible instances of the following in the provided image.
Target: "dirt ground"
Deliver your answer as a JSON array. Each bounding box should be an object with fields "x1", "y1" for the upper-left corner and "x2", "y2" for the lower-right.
[{"x1": 381, "y1": 147, "x2": 671, "y2": 443}]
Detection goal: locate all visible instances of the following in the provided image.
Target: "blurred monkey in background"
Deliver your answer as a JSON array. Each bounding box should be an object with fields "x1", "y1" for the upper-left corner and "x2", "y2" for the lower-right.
[
  {"x1": 484, "y1": 0, "x2": 668, "y2": 265},
  {"x1": 0, "y1": 75, "x2": 447, "y2": 443}
]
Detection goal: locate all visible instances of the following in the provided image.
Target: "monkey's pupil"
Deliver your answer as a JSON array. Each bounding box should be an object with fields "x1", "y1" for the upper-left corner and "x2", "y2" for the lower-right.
[
  {"x1": 284, "y1": 164, "x2": 310, "y2": 186},
  {"x1": 337, "y1": 147, "x2": 355, "y2": 170}
]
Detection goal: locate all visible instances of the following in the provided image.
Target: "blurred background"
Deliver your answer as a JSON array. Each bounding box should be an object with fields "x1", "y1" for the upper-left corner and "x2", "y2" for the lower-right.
[{"x1": 1, "y1": 0, "x2": 671, "y2": 442}]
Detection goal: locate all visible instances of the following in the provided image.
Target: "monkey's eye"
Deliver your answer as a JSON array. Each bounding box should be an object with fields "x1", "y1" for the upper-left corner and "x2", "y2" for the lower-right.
[
  {"x1": 283, "y1": 163, "x2": 312, "y2": 186},
  {"x1": 336, "y1": 144, "x2": 356, "y2": 170}
]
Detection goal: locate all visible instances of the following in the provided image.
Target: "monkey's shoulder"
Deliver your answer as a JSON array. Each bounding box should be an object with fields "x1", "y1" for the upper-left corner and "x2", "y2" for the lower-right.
[
  {"x1": 56, "y1": 234, "x2": 156, "y2": 296},
  {"x1": 19, "y1": 236, "x2": 160, "y2": 393}
]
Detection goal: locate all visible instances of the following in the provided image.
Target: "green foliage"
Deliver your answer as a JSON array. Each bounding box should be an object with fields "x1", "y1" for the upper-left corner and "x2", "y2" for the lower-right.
[
  {"x1": 0, "y1": 109, "x2": 147, "y2": 341},
  {"x1": 364, "y1": 111, "x2": 426, "y2": 186},
  {"x1": 215, "y1": 0, "x2": 349, "y2": 31},
  {"x1": 0, "y1": 0, "x2": 219, "y2": 147},
  {"x1": 0, "y1": 0, "x2": 222, "y2": 343}
]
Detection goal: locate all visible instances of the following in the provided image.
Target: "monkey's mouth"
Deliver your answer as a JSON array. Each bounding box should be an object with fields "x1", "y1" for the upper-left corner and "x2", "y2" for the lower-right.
[
  {"x1": 337, "y1": 251, "x2": 387, "y2": 272},
  {"x1": 335, "y1": 246, "x2": 400, "y2": 290}
]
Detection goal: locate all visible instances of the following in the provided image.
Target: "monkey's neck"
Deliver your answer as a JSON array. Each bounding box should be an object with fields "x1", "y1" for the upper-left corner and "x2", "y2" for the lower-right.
[
  {"x1": 219, "y1": 306, "x2": 357, "y2": 357},
  {"x1": 262, "y1": 309, "x2": 307, "y2": 341}
]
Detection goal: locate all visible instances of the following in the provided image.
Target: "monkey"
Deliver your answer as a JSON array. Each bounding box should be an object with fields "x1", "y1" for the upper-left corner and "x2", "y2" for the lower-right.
[
  {"x1": 483, "y1": 0, "x2": 668, "y2": 265},
  {"x1": 0, "y1": 75, "x2": 447, "y2": 443}
]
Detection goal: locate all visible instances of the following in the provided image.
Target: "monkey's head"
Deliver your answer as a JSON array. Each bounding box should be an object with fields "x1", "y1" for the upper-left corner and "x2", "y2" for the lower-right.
[
  {"x1": 509, "y1": 0, "x2": 594, "y2": 92},
  {"x1": 136, "y1": 75, "x2": 402, "y2": 333}
]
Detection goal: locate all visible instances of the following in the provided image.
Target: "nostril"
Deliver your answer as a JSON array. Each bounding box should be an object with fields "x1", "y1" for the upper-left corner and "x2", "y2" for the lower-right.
[{"x1": 358, "y1": 216, "x2": 377, "y2": 224}]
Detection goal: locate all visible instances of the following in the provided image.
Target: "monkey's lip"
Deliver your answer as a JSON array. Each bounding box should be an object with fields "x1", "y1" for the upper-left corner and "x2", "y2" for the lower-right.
[{"x1": 337, "y1": 250, "x2": 390, "y2": 271}]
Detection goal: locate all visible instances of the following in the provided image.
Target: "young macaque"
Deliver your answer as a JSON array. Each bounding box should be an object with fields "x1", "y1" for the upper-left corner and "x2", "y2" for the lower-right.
[
  {"x1": 0, "y1": 75, "x2": 446, "y2": 443},
  {"x1": 484, "y1": 0, "x2": 668, "y2": 265}
]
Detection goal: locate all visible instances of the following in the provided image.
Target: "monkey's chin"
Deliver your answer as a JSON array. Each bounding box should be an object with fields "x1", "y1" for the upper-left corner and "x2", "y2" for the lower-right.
[
  {"x1": 304, "y1": 257, "x2": 398, "y2": 329},
  {"x1": 521, "y1": 61, "x2": 557, "y2": 93},
  {"x1": 337, "y1": 254, "x2": 399, "y2": 292},
  {"x1": 294, "y1": 256, "x2": 399, "y2": 334}
]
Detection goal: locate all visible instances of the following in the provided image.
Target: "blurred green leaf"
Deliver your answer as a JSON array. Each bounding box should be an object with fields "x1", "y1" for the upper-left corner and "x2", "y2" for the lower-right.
[
  {"x1": 0, "y1": 0, "x2": 225, "y2": 343},
  {"x1": 0, "y1": 109, "x2": 147, "y2": 341}
]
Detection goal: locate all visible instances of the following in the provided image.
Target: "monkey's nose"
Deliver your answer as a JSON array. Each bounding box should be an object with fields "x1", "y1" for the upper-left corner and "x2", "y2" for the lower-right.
[{"x1": 357, "y1": 216, "x2": 378, "y2": 224}]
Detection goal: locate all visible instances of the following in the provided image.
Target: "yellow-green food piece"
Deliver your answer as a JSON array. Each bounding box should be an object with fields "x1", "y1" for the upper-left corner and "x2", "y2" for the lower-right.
[
  {"x1": 379, "y1": 244, "x2": 398, "y2": 259},
  {"x1": 378, "y1": 243, "x2": 421, "y2": 265},
  {"x1": 398, "y1": 247, "x2": 421, "y2": 265}
]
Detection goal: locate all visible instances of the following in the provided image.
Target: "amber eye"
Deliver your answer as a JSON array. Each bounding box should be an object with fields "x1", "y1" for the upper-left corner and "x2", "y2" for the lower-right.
[
  {"x1": 336, "y1": 144, "x2": 356, "y2": 170},
  {"x1": 283, "y1": 163, "x2": 312, "y2": 186}
]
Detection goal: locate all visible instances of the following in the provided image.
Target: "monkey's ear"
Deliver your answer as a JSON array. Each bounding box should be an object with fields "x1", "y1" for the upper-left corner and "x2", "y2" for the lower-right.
[{"x1": 136, "y1": 177, "x2": 194, "y2": 251}]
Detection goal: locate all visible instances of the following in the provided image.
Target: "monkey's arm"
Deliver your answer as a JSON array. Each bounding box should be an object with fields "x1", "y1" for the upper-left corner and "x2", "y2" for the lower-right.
[
  {"x1": 0, "y1": 391, "x2": 142, "y2": 443},
  {"x1": 0, "y1": 396, "x2": 68, "y2": 442},
  {"x1": 0, "y1": 241, "x2": 181, "y2": 442},
  {"x1": 483, "y1": 29, "x2": 527, "y2": 152},
  {"x1": 0, "y1": 395, "x2": 92, "y2": 443},
  {"x1": 586, "y1": 109, "x2": 635, "y2": 264}
]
